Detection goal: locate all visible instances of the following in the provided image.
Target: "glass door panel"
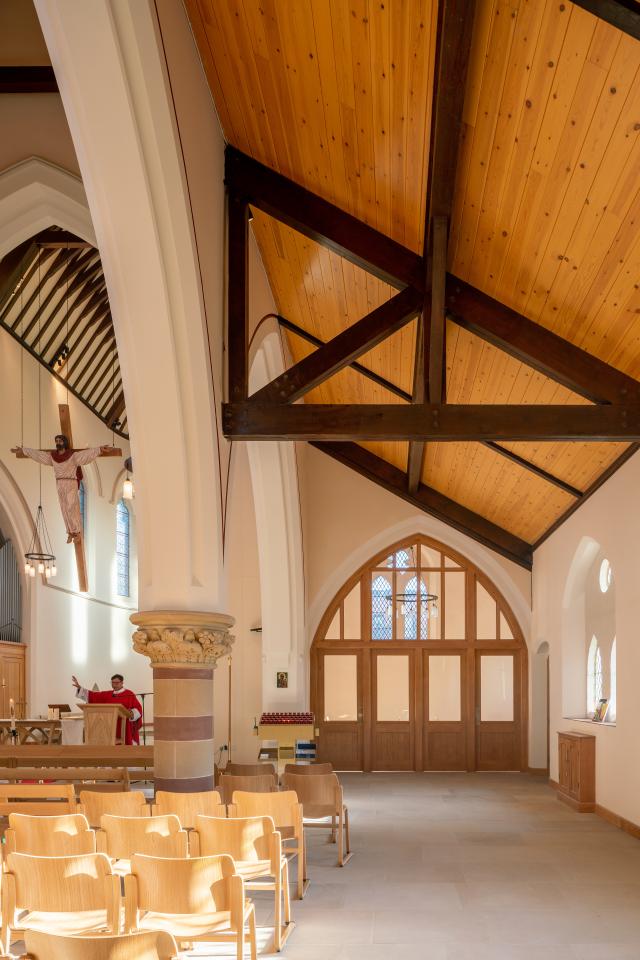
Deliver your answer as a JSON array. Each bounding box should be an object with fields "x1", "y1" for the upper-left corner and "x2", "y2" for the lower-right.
[
  {"x1": 475, "y1": 652, "x2": 521, "y2": 770},
  {"x1": 317, "y1": 652, "x2": 363, "y2": 769},
  {"x1": 424, "y1": 653, "x2": 466, "y2": 770},
  {"x1": 372, "y1": 652, "x2": 414, "y2": 769}
]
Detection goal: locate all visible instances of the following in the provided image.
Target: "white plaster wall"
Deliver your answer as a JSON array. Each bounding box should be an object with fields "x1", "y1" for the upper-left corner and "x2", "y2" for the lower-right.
[
  {"x1": 533, "y1": 448, "x2": 640, "y2": 823},
  {"x1": 0, "y1": 324, "x2": 146, "y2": 716}
]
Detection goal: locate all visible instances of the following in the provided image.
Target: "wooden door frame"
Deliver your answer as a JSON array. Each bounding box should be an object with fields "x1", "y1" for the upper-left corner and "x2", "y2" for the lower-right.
[{"x1": 310, "y1": 533, "x2": 529, "y2": 772}]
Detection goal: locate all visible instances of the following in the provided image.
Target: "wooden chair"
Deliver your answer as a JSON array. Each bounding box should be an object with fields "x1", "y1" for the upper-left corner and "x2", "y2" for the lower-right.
[
  {"x1": 24, "y1": 928, "x2": 179, "y2": 960},
  {"x1": 219, "y1": 773, "x2": 278, "y2": 805},
  {"x1": 5, "y1": 812, "x2": 96, "y2": 857},
  {"x1": 191, "y1": 815, "x2": 292, "y2": 951},
  {"x1": 282, "y1": 772, "x2": 351, "y2": 866},
  {"x1": 2, "y1": 851, "x2": 120, "y2": 951},
  {"x1": 0, "y1": 783, "x2": 76, "y2": 817},
  {"x1": 124, "y1": 853, "x2": 256, "y2": 959},
  {"x1": 96, "y1": 814, "x2": 188, "y2": 865},
  {"x1": 152, "y1": 789, "x2": 225, "y2": 828},
  {"x1": 224, "y1": 762, "x2": 277, "y2": 778},
  {"x1": 229, "y1": 790, "x2": 306, "y2": 899},
  {"x1": 283, "y1": 762, "x2": 333, "y2": 776},
  {"x1": 78, "y1": 790, "x2": 149, "y2": 828}
]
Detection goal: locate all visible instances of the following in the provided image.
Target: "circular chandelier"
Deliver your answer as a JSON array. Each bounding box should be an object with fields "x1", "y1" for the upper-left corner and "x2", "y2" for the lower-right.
[{"x1": 24, "y1": 505, "x2": 56, "y2": 579}]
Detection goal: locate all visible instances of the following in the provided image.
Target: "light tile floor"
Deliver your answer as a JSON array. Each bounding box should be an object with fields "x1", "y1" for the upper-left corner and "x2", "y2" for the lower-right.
[{"x1": 234, "y1": 773, "x2": 640, "y2": 960}]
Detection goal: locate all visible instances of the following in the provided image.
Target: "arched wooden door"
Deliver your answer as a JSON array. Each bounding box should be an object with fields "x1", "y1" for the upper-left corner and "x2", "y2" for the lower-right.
[{"x1": 311, "y1": 536, "x2": 528, "y2": 772}]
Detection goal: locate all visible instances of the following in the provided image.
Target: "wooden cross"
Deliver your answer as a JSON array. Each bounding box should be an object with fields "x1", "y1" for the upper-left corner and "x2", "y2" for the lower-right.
[{"x1": 14, "y1": 403, "x2": 122, "y2": 592}]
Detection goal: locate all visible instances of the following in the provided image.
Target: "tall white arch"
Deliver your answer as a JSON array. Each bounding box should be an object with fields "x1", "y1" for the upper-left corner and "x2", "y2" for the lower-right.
[
  {"x1": 0, "y1": 157, "x2": 95, "y2": 258},
  {"x1": 35, "y1": 0, "x2": 225, "y2": 611}
]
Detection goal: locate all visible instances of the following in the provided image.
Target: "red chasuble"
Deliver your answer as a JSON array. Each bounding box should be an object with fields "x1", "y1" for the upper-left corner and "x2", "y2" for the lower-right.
[{"x1": 87, "y1": 689, "x2": 142, "y2": 744}]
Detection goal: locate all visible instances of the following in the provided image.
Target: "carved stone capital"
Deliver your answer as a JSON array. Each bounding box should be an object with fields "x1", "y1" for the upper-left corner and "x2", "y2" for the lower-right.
[{"x1": 130, "y1": 611, "x2": 235, "y2": 667}]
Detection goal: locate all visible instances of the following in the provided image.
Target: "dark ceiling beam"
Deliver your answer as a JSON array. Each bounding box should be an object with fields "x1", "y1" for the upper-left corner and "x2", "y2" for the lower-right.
[
  {"x1": 35, "y1": 254, "x2": 99, "y2": 355},
  {"x1": 69, "y1": 328, "x2": 115, "y2": 393},
  {"x1": 312, "y1": 441, "x2": 532, "y2": 569},
  {"x1": 482, "y1": 442, "x2": 583, "y2": 499},
  {"x1": 278, "y1": 316, "x2": 412, "y2": 401},
  {"x1": 222, "y1": 401, "x2": 640, "y2": 442},
  {"x1": 17, "y1": 249, "x2": 81, "y2": 341},
  {"x1": 225, "y1": 145, "x2": 424, "y2": 290},
  {"x1": 40, "y1": 272, "x2": 106, "y2": 360},
  {"x1": 407, "y1": 0, "x2": 476, "y2": 494},
  {"x1": 91, "y1": 353, "x2": 121, "y2": 411},
  {"x1": 228, "y1": 192, "x2": 250, "y2": 402},
  {"x1": 102, "y1": 389, "x2": 126, "y2": 428},
  {"x1": 254, "y1": 286, "x2": 422, "y2": 404},
  {"x1": 446, "y1": 275, "x2": 640, "y2": 404},
  {"x1": 0, "y1": 245, "x2": 56, "y2": 324},
  {"x1": 35, "y1": 230, "x2": 92, "y2": 248},
  {"x1": 0, "y1": 240, "x2": 38, "y2": 318},
  {"x1": 0, "y1": 66, "x2": 58, "y2": 93},
  {"x1": 570, "y1": 0, "x2": 640, "y2": 40},
  {"x1": 279, "y1": 313, "x2": 587, "y2": 496}
]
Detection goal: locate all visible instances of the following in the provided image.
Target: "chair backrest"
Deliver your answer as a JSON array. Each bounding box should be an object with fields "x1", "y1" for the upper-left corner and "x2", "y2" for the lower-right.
[
  {"x1": 224, "y1": 762, "x2": 276, "y2": 778},
  {"x1": 24, "y1": 928, "x2": 179, "y2": 960},
  {"x1": 283, "y1": 762, "x2": 333, "y2": 776},
  {"x1": 152, "y1": 790, "x2": 224, "y2": 828},
  {"x1": 5, "y1": 851, "x2": 115, "y2": 913},
  {"x1": 219, "y1": 773, "x2": 277, "y2": 805},
  {"x1": 281, "y1": 772, "x2": 341, "y2": 817},
  {"x1": 98, "y1": 814, "x2": 188, "y2": 861},
  {"x1": 79, "y1": 790, "x2": 149, "y2": 828},
  {"x1": 231, "y1": 790, "x2": 302, "y2": 833},
  {"x1": 0, "y1": 783, "x2": 76, "y2": 817},
  {"x1": 194, "y1": 815, "x2": 275, "y2": 863},
  {"x1": 129, "y1": 854, "x2": 235, "y2": 914},
  {"x1": 5, "y1": 812, "x2": 95, "y2": 856}
]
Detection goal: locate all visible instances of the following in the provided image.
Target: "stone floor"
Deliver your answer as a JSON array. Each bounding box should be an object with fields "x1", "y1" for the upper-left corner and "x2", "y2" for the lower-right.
[{"x1": 188, "y1": 772, "x2": 640, "y2": 960}]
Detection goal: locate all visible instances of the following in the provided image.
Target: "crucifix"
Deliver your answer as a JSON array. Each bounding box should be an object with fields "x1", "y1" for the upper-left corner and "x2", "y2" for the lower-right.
[{"x1": 12, "y1": 403, "x2": 122, "y2": 592}]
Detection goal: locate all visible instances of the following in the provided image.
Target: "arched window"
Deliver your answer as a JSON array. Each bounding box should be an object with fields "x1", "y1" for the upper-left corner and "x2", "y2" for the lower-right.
[
  {"x1": 587, "y1": 636, "x2": 602, "y2": 715},
  {"x1": 609, "y1": 638, "x2": 617, "y2": 722},
  {"x1": 402, "y1": 575, "x2": 428, "y2": 640},
  {"x1": 78, "y1": 480, "x2": 86, "y2": 533},
  {"x1": 371, "y1": 574, "x2": 392, "y2": 640},
  {"x1": 116, "y1": 499, "x2": 129, "y2": 597}
]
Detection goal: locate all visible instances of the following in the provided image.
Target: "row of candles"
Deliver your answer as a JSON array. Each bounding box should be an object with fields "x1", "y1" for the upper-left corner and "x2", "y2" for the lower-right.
[{"x1": 24, "y1": 560, "x2": 57, "y2": 579}]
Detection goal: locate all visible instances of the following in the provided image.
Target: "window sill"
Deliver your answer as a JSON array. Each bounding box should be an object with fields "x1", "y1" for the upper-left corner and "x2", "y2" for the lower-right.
[{"x1": 563, "y1": 716, "x2": 617, "y2": 728}]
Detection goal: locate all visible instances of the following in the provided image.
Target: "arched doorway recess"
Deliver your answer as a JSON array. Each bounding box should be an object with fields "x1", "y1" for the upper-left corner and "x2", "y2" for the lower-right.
[{"x1": 311, "y1": 535, "x2": 528, "y2": 772}]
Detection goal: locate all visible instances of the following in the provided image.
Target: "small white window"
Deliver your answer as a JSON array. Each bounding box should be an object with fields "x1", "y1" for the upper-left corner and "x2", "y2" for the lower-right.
[
  {"x1": 599, "y1": 558, "x2": 612, "y2": 593},
  {"x1": 609, "y1": 638, "x2": 617, "y2": 722},
  {"x1": 587, "y1": 635, "x2": 602, "y2": 715}
]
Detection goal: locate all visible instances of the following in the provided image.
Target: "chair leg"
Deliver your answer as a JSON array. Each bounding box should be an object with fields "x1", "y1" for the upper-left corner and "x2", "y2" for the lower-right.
[
  {"x1": 345, "y1": 806, "x2": 351, "y2": 854},
  {"x1": 237, "y1": 923, "x2": 244, "y2": 960},
  {"x1": 274, "y1": 865, "x2": 282, "y2": 951},
  {"x1": 338, "y1": 806, "x2": 344, "y2": 866},
  {"x1": 249, "y1": 904, "x2": 258, "y2": 960},
  {"x1": 283, "y1": 859, "x2": 291, "y2": 924},
  {"x1": 330, "y1": 814, "x2": 337, "y2": 842}
]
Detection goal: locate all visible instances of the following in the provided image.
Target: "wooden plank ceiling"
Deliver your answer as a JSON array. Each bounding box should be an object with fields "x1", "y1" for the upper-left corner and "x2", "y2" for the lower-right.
[
  {"x1": 187, "y1": 0, "x2": 640, "y2": 553},
  {"x1": 0, "y1": 228, "x2": 128, "y2": 437}
]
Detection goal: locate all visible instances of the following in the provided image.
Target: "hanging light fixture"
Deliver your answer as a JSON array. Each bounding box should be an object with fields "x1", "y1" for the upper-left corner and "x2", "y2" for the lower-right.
[
  {"x1": 393, "y1": 591, "x2": 439, "y2": 617},
  {"x1": 122, "y1": 456, "x2": 134, "y2": 500},
  {"x1": 24, "y1": 505, "x2": 56, "y2": 581}
]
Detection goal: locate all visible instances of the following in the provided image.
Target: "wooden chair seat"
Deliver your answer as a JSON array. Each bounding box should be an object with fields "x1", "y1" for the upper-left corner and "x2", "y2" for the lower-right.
[
  {"x1": 16, "y1": 908, "x2": 113, "y2": 938},
  {"x1": 137, "y1": 907, "x2": 250, "y2": 938},
  {"x1": 282, "y1": 772, "x2": 352, "y2": 867}
]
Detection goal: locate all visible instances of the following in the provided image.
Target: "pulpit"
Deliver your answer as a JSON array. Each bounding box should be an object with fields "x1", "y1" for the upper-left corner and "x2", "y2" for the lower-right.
[{"x1": 79, "y1": 703, "x2": 130, "y2": 745}]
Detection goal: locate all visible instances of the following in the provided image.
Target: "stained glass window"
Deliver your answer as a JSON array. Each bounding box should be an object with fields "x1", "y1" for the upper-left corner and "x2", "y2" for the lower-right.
[
  {"x1": 116, "y1": 499, "x2": 129, "y2": 597},
  {"x1": 371, "y1": 574, "x2": 392, "y2": 639}
]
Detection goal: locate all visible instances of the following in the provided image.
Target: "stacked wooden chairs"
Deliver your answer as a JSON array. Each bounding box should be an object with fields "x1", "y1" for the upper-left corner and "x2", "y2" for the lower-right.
[
  {"x1": 96, "y1": 814, "x2": 189, "y2": 868},
  {"x1": 151, "y1": 789, "x2": 225, "y2": 828},
  {"x1": 230, "y1": 789, "x2": 306, "y2": 900},
  {"x1": 78, "y1": 789, "x2": 149, "y2": 829},
  {"x1": 191, "y1": 814, "x2": 293, "y2": 949},
  {"x1": 281, "y1": 771, "x2": 352, "y2": 866},
  {"x1": 218, "y1": 772, "x2": 278, "y2": 805},
  {"x1": 24, "y1": 929, "x2": 180, "y2": 960},
  {"x1": 124, "y1": 853, "x2": 257, "y2": 959}
]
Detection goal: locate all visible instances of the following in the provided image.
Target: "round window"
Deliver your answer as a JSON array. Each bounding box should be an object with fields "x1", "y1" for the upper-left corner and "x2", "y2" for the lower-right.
[{"x1": 599, "y1": 558, "x2": 612, "y2": 593}]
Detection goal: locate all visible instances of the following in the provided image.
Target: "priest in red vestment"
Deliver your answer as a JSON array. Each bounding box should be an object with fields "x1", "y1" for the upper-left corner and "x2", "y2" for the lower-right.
[{"x1": 71, "y1": 673, "x2": 142, "y2": 744}]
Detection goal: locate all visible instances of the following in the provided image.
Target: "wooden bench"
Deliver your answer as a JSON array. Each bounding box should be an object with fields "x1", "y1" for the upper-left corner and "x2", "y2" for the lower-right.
[
  {"x1": 0, "y1": 782, "x2": 76, "y2": 817},
  {"x1": 0, "y1": 767, "x2": 132, "y2": 792}
]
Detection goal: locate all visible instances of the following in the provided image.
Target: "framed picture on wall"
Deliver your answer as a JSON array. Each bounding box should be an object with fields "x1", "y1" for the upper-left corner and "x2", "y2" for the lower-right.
[
  {"x1": 592, "y1": 698, "x2": 609, "y2": 722},
  {"x1": 276, "y1": 671, "x2": 288, "y2": 689}
]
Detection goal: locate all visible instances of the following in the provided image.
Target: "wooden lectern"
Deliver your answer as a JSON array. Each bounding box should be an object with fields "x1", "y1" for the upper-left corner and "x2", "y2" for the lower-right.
[{"x1": 79, "y1": 703, "x2": 130, "y2": 745}]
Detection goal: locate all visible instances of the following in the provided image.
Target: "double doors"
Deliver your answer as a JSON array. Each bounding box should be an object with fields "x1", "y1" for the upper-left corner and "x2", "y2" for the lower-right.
[{"x1": 315, "y1": 647, "x2": 523, "y2": 771}]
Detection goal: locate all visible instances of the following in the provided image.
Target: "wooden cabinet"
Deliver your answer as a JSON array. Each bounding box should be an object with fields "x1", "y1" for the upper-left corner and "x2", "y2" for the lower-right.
[{"x1": 557, "y1": 731, "x2": 595, "y2": 812}]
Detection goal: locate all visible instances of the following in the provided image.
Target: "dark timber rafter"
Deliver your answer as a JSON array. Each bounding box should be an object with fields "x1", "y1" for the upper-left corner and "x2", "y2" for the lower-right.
[
  {"x1": 570, "y1": 0, "x2": 640, "y2": 41},
  {"x1": 408, "y1": 0, "x2": 476, "y2": 494}
]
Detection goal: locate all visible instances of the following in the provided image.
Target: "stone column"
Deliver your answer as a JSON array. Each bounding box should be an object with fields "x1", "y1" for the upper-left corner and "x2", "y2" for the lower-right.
[{"x1": 131, "y1": 611, "x2": 234, "y2": 792}]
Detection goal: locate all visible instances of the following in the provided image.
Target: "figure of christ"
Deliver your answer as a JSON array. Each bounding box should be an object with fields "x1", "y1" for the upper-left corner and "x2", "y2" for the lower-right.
[
  {"x1": 72, "y1": 673, "x2": 142, "y2": 745},
  {"x1": 12, "y1": 434, "x2": 114, "y2": 543}
]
